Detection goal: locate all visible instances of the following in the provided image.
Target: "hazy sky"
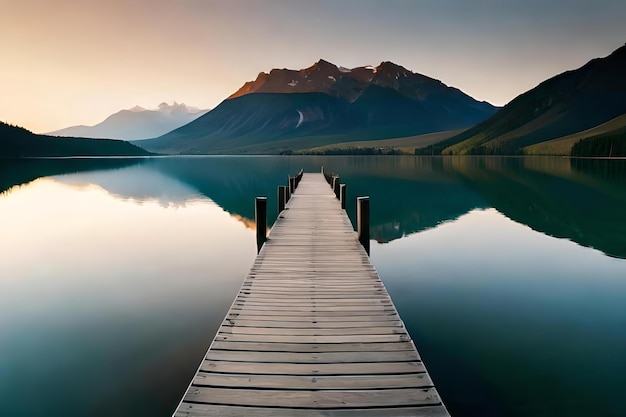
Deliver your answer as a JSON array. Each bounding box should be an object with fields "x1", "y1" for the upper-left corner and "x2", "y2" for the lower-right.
[{"x1": 2, "y1": 0, "x2": 625, "y2": 133}]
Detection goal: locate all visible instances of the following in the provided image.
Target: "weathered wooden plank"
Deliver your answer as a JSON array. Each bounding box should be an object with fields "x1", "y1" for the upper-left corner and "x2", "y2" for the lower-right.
[
  {"x1": 235, "y1": 298, "x2": 392, "y2": 304},
  {"x1": 221, "y1": 319, "x2": 404, "y2": 328},
  {"x1": 231, "y1": 300, "x2": 396, "y2": 310},
  {"x1": 235, "y1": 297, "x2": 392, "y2": 304},
  {"x1": 254, "y1": 258, "x2": 371, "y2": 262},
  {"x1": 242, "y1": 284, "x2": 385, "y2": 290},
  {"x1": 240, "y1": 291, "x2": 385, "y2": 296},
  {"x1": 244, "y1": 281, "x2": 380, "y2": 286},
  {"x1": 245, "y1": 278, "x2": 381, "y2": 283},
  {"x1": 224, "y1": 314, "x2": 400, "y2": 322},
  {"x1": 249, "y1": 275, "x2": 374, "y2": 281},
  {"x1": 176, "y1": 404, "x2": 449, "y2": 417},
  {"x1": 250, "y1": 264, "x2": 375, "y2": 268},
  {"x1": 237, "y1": 295, "x2": 391, "y2": 301},
  {"x1": 230, "y1": 305, "x2": 396, "y2": 312},
  {"x1": 217, "y1": 326, "x2": 405, "y2": 336},
  {"x1": 205, "y1": 349, "x2": 418, "y2": 363},
  {"x1": 232, "y1": 302, "x2": 394, "y2": 309},
  {"x1": 215, "y1": 334, "x2": 411, "y2": 344},
  {"x1": 210, "y1": 341, "x2": 417, "y2": 353},
  {"x1": 250, "y1": 264, "x2": 370, "y2": 267},
  {"x1": 193, "y1": 372, "x2": 433, "y2": 390},
  {"x1": 244, "y1": 283, "x2": 382, "y2": 287},
  {"x1": 243, "y1": 282, "x2": 381, "y2": 287},
  {"x1": 200, "y1": 360, "x2": 425, "y2": 375},
  {"x1": 226, "y1": 310, "x2": 399, "y2": 318},
  {"x1": 183, "y1": 387, "x2": 441, "y2": 408}
]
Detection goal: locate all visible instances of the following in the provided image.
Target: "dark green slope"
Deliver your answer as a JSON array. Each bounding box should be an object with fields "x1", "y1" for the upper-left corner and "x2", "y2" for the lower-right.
[
  {"x1": 139, "y1": 93, "x2": 352, "y2": 154},
  {"x1": 428, "y1": 44, "x2": 626, "y2": 155},
  {"x1": 571, "y1": 126, "x2": 626, "y2": 157},
  {"x1": 1, "y1": 122, "x2": 150, "y2": 158}
]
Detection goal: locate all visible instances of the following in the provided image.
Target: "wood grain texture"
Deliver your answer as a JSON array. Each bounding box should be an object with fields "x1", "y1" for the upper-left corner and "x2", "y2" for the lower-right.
[
  {"x1": 176, "y1": 403, "x2": 450, "y2": 417},
  {"x1": 173, "y1": 173, "x2": 449, "y2": 416},
  {"x1": 210, "y1": 341, "x2": 417, "y2": 353},
  {"x1": 183, "y1": 387, "x2": 441, "y2": 408},
  {"x1": 193, "y1": 372, "x2": 433, "y2": 390},
  {"x1": 204, "y1": 349, "x2": 419, "y2": 363}
]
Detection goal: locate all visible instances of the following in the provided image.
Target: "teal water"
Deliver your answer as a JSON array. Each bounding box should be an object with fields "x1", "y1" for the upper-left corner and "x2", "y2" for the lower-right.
[{"x1": 0, "y1": 156, "x2": 625, "y2": 416}]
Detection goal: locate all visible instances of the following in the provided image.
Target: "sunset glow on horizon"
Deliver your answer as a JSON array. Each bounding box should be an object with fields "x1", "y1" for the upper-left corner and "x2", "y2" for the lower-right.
[{"x1": 2, "y1": 0, "x2": 625, "y2": 133}]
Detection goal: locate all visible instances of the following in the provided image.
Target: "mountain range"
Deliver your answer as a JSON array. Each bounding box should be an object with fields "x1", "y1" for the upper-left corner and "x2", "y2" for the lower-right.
[
  {"x1": 46, "y1": 102, "x2": 208, "y2": 140},
  {"x1": 139, "y1": 60, "x2": 498, "y2": 154},
  {"x1": 426, "y1": 44, "x2": 626, "y2": 156},
  {"x1": 8, "y1": 44, "x2": 625, "y2": 157}
]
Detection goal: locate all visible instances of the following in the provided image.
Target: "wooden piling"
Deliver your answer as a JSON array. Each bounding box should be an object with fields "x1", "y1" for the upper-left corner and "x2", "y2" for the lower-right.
[
  {"x1": 255, "y1": 196, "x2": 267, "y2": 253},
  {"x1": 333, "y1": 176, "x2": 340, "y2": 199},
  {"x1": 278, "y1": 186, "x2": 286, "y2": 213},
  {"x1": 357, "y1": 196, "x2": 370, "y2": 255},
  {"x1": 295, "y1": 169, "x2": 303, "y2": 188},
  {"x1": 322, "y1": 169, "x2": 333, "y2": 185},
  {"x1": 340, "y1": 183, "x2": 347, "y2": 210}
]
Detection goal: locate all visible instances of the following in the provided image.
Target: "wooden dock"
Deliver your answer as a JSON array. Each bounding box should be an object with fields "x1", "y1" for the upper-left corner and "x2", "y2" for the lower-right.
[{"x1": 174, "y1": 173, "x2": 449, "y2": 417}]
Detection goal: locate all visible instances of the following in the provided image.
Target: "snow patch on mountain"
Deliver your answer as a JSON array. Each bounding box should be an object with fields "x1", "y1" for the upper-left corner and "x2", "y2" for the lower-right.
[
  {"x1": 295, "y1": 110, "x2": 304, "y2": 128},
  {"x1": 156, "y1": 102, "x2": 205, "y2": 115}
]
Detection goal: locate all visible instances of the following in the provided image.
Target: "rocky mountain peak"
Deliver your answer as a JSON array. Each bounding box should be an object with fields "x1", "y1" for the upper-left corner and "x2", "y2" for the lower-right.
[
  {"x1": 227, "y1": 59, "x2": 451, "y2": 102},
  {"x1": 308, "y1": 59, "x2": 339, "y2": 73},
  {"x1": 375, "y1": 61, "x2": 411, "y2": 77}
]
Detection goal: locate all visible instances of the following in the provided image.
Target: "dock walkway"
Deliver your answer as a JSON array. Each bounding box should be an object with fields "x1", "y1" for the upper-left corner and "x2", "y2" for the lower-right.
[{"x1": 174, "y1": 173, "x2": 449, "y2": 416}]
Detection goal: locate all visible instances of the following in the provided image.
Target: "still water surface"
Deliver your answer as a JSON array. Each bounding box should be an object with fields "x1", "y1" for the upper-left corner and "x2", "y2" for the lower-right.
[{"x1": 1, "y1": 156, "x2": 625, "y2": 416}]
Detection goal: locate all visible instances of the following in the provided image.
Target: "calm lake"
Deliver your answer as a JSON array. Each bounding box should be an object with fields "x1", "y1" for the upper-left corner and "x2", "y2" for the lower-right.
[{"x1": 1, "y1": 155, "x2": 625, "y2": 417}]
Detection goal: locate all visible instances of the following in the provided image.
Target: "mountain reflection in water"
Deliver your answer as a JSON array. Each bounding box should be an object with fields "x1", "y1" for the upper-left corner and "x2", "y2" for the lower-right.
[
  {"x1": 2, "y1": 155, "x2": 626, "y2": 417},
  {"x1": 3, "y1": 155, "x2": 623, "y2": 258}
]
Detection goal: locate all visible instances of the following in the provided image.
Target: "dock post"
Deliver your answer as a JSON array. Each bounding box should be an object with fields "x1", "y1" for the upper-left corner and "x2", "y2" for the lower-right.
[
  {"x1": 295, "y1": 169, "x2": 303, "y2": 188},
  {"x1": 289, "y1": 176, "x2": 295, "y2": 195},
  {"x1": 333, "y1": 176, "x2": 340, "y2": 199},
  {"x1": 278, "y1": 186, "x2": 286, "y2": 213},
  {"x1": 357, "y1": 196, "x2": 370, "y2": 255},
  {"x1": 323, "y1": 170, "x2": 333, "y2": 186},
  {"x1": 286, "y1": 178, "x2": 291, "y2": 202},
  {"x1": 255, "y1": 196, "x2": 267, "y2": 253},
  {"x1": 340, "y1": 184, "x2": 347, "y2": 209}
]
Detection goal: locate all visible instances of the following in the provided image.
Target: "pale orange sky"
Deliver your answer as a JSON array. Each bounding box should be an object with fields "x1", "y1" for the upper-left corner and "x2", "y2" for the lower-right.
[{"x1": 2, "y1": 0, "x2": 625, "y2": 133}]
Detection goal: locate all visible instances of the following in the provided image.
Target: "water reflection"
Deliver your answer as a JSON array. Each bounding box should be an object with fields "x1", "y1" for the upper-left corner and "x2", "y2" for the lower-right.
[
  {"x1": 0, "y1": 157, "x2": 144, "y2": 195},
  {"x1": 448, "y1": 157, "x2": 626, "y2": 258},
  {"x1": 2, "y1": 156, "x2": 625, "y2": 258},
  {"x1": 57, "y1": 165, "x2": 206, "y2": 208},
  {"x1": 372, "y1": 208, "x2": 626, "y2": 417},
  {"x1": 2, "y1": 156, "x2": 626, "y2": 417},
  {"x1": 0, "y1": 177, "x2": 257, "y2": 416}
]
